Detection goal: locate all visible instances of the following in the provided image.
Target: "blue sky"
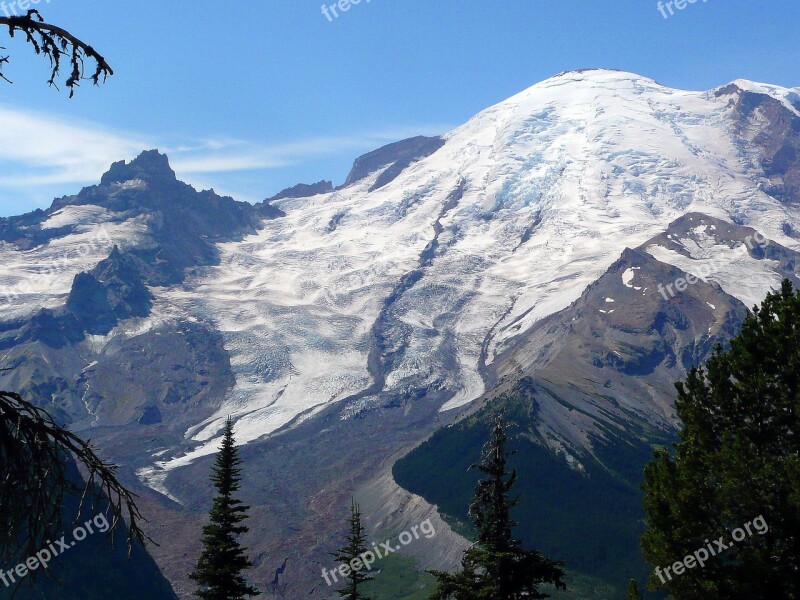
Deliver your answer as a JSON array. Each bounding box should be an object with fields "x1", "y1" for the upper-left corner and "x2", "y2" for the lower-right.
[{"x1": 0, "y1": 0, "x2": 797, "y2": 216}]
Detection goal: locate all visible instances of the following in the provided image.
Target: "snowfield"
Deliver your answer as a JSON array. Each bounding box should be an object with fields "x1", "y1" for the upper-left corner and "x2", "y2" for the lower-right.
[
  {"x1": 152, "y1": 71, "x2": 800, "y2": 469},
  {"x1": 4, "y1": 70, "x2": 800, "y2": 482},
  {"x1": 0, "y1": 209, "x2": 151, "y2": 320}
]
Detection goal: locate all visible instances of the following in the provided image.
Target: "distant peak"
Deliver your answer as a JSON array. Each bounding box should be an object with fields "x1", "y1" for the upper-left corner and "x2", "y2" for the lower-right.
[
  {"x1": 545, "y1": 69, "x2": 661, "y2": 85},
  {"x1": 100, "y1": 150, "x2": 177, "y2": 186},
  {"x1": 554, "y1": 68, "x2": 627, "y2": 77},
  {"x1": 267, "y1": 180, "x2": 333, "y2": 202},
  {"x1": 343, "y1": 136, "x2": 444, "y2": 188},
  {"x1": 714, "y1": 79, "x2": 800, "y2": 115}
]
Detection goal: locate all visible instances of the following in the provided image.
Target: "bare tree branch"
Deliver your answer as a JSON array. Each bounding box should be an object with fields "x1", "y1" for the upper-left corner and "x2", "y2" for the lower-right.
[
  {"x1": 0, "y1": 9, "x2": 113, "y2": 96},
  {"x1": 0, "y1": 389, "x2": 153, "y2": 582}
]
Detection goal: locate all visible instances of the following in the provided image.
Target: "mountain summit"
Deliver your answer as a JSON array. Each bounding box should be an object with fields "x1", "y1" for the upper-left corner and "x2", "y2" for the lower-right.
[
  {"x1": 101, "y1": 149, "x2": 178, "y2": 187},
  {"x1": 1, "y1": 70, "x2": 799, "y2": 597}
]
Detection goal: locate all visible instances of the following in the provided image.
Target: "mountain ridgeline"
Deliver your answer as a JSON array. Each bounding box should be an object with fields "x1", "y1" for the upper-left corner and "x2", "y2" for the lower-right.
[{"x1": 1, "y1": 70, "x2": 800, "y2": 597}]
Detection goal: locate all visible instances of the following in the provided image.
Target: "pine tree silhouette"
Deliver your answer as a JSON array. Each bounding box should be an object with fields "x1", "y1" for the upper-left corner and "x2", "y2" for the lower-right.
[
  {"x1": 331, "y1": 499, "x2": 374, "y2": 599},
  {"x1": 190, "y1": 417, "x2": 259, "y2": 600},
  {"x1": 428, "y1": 414, "x2": 566, "y2": 599}
]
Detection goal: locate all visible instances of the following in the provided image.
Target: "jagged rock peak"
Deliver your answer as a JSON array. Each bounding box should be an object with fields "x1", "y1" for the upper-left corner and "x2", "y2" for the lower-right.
[
  {"x1": 267, "y1": 180, "x2": 334, "y2": 202},
  {"x1": 100, "y1": 150, "x2": 177, "y2": 186}
]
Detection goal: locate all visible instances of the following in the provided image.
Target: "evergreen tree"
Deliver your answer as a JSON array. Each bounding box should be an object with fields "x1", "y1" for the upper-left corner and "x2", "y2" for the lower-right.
[
  {"x1": 428, "y1": 415, "x2": 566, "y2": 599},
  {"x1": 190, "y1": 417, "x2": 259, "y2": 600},
  {"x1": 331, "y1": 499, "x2": 374, "y2": 600},
  {"x1": 625, "y1": 579, "x2": 644, "y2": 599},
  {"x1": 641, "y1": 280, "x2": 800, "y2": 599}
]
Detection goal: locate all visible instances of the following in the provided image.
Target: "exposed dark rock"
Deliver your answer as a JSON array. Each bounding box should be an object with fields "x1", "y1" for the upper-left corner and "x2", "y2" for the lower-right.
[
  {"x1": 138, "y1": 405, "x2": 164, "y2": 425},
  {"x1": 10, "y1": 309, "x2": 83, "y2": 350},
  {"x1": 726, "y1": 89, "x2": 800, "y2": 203},
  {"x1": 0, "y1": 151, "x2": 287, "y2": 349},
  {"x1": 66, "y1": 272, "x2": 118, "y2": 335},
  {"x1": 267, "y1": 180, "x2": 333, "y2": 201},
  {"x1": 0, "y1": 208, "x2": 71, "y2": 248},
  {"x1": 6, "y1": 151, "x2": 281, "y2": 259},
  {"x1": 100, "y1": 149, "x2": 178, "y2": 187},
  {"x1": 91, "y1": 246, "x2": 154, "y2": 319},
  {"x1": 645, "y1": 212, "x2": 800, "y2": 285},
  {"x1": 342, "y1": 135, "x2": 445, "y2": 188},
  {"x1": 63, "y1": 245, "x2": 153, "y2": 337},
  {"x1": 714, "y1": 82, "x2": 742, "y2": 97}
]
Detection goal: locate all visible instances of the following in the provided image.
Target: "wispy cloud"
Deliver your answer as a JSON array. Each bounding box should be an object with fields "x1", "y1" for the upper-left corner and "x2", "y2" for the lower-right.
[
  {"x1": 0, "y1": 104, "x2": 450, "y2": 214},
  {"x1": 167, "y1": 130, "x2": 444, "y2": 175},
  {"x1": 0, "y1": 106, "x2": 151, "y2": 187}
]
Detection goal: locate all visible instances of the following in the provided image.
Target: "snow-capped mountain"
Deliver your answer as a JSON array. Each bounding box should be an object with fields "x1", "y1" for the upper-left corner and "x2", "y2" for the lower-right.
[
  {"x1": 155, "y1": 69, "x2": 799, "y2": 466},
  {"x1": 2, "y1": 69, "x2": 799, "y2": 597}
]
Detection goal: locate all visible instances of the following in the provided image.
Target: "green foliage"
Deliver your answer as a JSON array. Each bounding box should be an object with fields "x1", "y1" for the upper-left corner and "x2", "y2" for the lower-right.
[
  {"x1": 545, "y1": 571, "x2": 622, "y2": 599},
  {"x1": 641, "y1": 280, "x2": 800, "y2": 599},
  {"x1": 427, "y1": 415, "x2": 566, "y2": 599},
  {"x1": 394, "y1": 391, "x2": 663, "y2": 588},
  {"x1": 190, "y1": 417, "x2": 258, "y2": 600},
  {"x1": 361, "y1": 552, "x2": 436, "y2": 600},
  {"x1": 625, "y1": 579, "x2": 644, "y2": 599},
  {"x1": 357, "y1": 550, "x2": 624, "y2": 600},
  {"x1": 331, "y1": 499, "x2": 374, "y2": 600}
]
